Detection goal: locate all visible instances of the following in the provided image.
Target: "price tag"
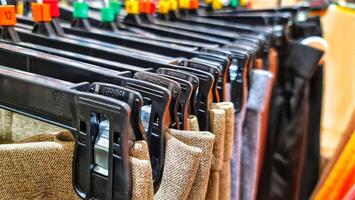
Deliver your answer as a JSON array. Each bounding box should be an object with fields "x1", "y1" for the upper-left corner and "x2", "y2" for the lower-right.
[
  {"x1": 205, "y1": 0, "x2": 213, "y2": 5},
  {"x1": 109, "y1": 1, "x2": 122, "y2": 15},
  {"x1": 126, "y1": 0, "x2": 139, "y2": 14},
  {"x1": 212, "y1": 0, "x2": 222, "y2": 10},
  {"x1": 179, "y1": 0, "x2": 190, "y2": 9},
  {"x1": 170, "y1": 0, "x2": 178, "y2": 11},
  {"x1": 0, "y1": 5, "x2": 17, "y2": 26},
  {"x1": 158, "y1": 0, "x2": 170, "y2": 14},
  {"x1": 189, "y1": 0, "x2": 199, "y2": 9},
  {"x1": 31, "y1": 3, "x2": 52, "y2": 22},
  {"x1": 139, "y1": 0, "x2": 151, "y2": 14},
  {"x1": 101, "y1": 7, "x2": 115, "y2": 22},
  {"x1": 43, "y1": 0, "x2": 60, "y2": 17}
]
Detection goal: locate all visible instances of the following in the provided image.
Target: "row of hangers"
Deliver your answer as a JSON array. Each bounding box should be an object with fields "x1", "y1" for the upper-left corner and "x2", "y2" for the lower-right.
[{"x1": 0, "y1": 0, "x2": 325, "y2": 199}]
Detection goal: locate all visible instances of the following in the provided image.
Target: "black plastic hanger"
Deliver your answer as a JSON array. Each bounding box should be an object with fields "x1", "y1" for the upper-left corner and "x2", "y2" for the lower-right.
[
  {"x1": 158, "y1": 73, "x2": 193, "y2": 130},
  {"x1": 0, "y1": 66, "x2": 133, "y2": 200},
  {"x1": 120, "y1": 78, "x2": 172, "y2": 192},
  {"x1": 157, "y1": 68, "x2": 199, "y2": 118},
  {"x1": 134, "y1": 71, "x2": 181, "y2": 130}
]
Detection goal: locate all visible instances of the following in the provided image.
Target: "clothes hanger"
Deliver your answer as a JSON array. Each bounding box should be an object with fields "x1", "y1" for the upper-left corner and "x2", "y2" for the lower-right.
[
  {"x1": 120, "y1": 78, "x2": 172, "y2": 191},
  {"x1": 157, "y1": 68, "x2": 200, "y2": 119},
  {"x1": 0, "y1": 66, "x2": 133, "y2": 200},
  {"x1": 11, "y1": 6, "x2": 229, "y2": 99},
  {"x1": 158, "y1": 74, "x2": 193, "y2": 130},
  {"x1": 167, "y1": 66, "x2": 215, "y2": 131},
  {"x1": 134, "y1": 71, "x2": 182, "y2": 130},
  {"x1": 0, "y1": 42, "x2": 174, "y2": 190}
]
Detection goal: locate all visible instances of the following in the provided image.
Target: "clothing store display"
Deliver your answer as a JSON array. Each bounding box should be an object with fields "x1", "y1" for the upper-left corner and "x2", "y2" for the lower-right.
[{"x1": 0, "y1": 1, "x2": 351, "y2": 200}]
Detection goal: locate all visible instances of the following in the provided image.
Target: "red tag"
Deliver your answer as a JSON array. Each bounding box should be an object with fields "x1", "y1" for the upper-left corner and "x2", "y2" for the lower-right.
[
  {"x1": 43, "y1": 0, "x2": 60, "y2": 17},
  {"x1": 150, "y1": 2, "x2": 156, "y2": 14},
  {"x1": 190, "y1": 0, "x2": 199, "y2": 9}
]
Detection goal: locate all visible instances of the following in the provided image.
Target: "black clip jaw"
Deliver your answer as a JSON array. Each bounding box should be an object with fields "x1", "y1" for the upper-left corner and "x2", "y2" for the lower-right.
[
  {"x1": 134, "y1": 71, "x2": 181, "y2": 130},
  {"x1": 157, "y1": 68, "x2": 199, "y2": 117},
  {"x1": 121, "y1": 78, "x2": 171, "y2": 192},
  {"x1": 169, "y1": 66, "x2": 214, "y2": 131},
  {"x1": 158, "y1": 74, "x2": 193, "y2": 130},
  {"x1": 178, "y1": 59, "x2": 220, "y2": 103}
]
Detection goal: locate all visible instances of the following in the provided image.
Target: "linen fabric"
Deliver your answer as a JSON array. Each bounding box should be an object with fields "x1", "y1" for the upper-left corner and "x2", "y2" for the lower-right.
[
  {"x1": 212, "y1": 102, "x2": 235, "y2": 200},
  {"x1": 0, "y1": 130, "x2": 79, "y2": 200},
  {"x1": 154, "y1": 132, "x2": 202, "y2": 200},
  {"x1": 189, "y1": 115, "x2": 200, "y2": 131},
  {"x1": 0, "y1": 108, "x2": 65, "y2": 143},
  {"x1": 130, "y1": 140, "x2": 154, "y2": 200},
  {"x1": 205, "y1": 109, "x2": 226, "y2": 200},
  {"x1": 167, "y1": 129, "x2": 215, "y2": 200}
]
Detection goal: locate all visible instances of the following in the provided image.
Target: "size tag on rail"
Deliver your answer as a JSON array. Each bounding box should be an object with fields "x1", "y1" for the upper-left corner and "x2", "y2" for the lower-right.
[
  {"x1": 158, "y1": 0, "x2": 170, "y2": 14},
  {"x1": 0, "y1": 5, "x2": 17, "y2": 26},
  {"x1": 126, "y1": 0, "x2": 139, "y2": 14},
  {"x1": 31, "y1": 3, "x2": 52, "y2": 22}
]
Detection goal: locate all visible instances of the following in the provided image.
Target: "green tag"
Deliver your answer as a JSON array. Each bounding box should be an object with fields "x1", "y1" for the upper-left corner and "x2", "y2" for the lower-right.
[
  {"x1": 230, "y1": 0, "x2": 238, "y2": 8},
  {"x1": 101, "y1": 7, "x2": 115, "y2": 22},
  {"x1": 109, "y1": 1, "x2": 122, "y2": 15},
  {"x1": 73, "y1": 2, "x2": 89, "y2": 19}
]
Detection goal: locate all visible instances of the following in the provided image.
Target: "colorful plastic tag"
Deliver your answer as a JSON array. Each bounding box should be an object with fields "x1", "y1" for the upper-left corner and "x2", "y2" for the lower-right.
[
  {"x1": 43, "y1": 0, "x2": 60, "y2": 17},
  {"x1": 109, "y1": 1, "x2": 122, "y2": 15},
  {"x1": 212, "y1": 0, "x2": 222, "y2": 10},
  {"x1": 189, "y1": 0, "x2": 199, "y2": 9},
  {"x1": 73, "y1": 2, "x2": 89, "y2": 19},
  {"x1": 170, "y1": 0, "x2": 178, "y2": 11},
  {"x1": 16, "y1": 1, "x2": 24, "y2": 15},
  {"x1": 150, "y1": 1, "x2": 156, "y2": 13},
  {"x1": 101, "y1": 7, "x2": 115, "y2": 22},
  {"x1": 230, "y1": 0, "x2": 238, "y2": 8},
  {"x1": 126, "y1": 0, "x2": 139, "y2": 14},
  {"x1": 140, "y1": 0, "x2": 154, "y2": 14},
  {"x1": 240, "y1": 0, "x2": 247, "y2": 6},
  {"x1": 179, "y1": 0, "x2": 190, "y2": 9},
  {"x1": 31, "y1": 3, "x2": 52, "y2": 22},
  {"x1": 158, "y1": 0, "x2": 170, "y2": 14},
  {"x1": 205, "y1": 0, "x2": 213, "y2": 5},
  {"x1": 0, "y1": 5, "x2": 17, "y2": 26}
]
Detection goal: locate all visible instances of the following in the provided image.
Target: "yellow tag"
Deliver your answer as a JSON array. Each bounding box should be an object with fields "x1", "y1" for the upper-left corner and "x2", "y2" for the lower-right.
[
  {"x1": 170, "y1": 0, "x2": 178, "y2": 11},
  {"x1": 212, "y1": 0, "x2": 222, "y2": 10},
  {"x1": 16, "y1": 0, "x2": 24, "y2": 15},
  {"x1": 126, "y1": 0, "x2": 139, "y2": 14},
  {"x1": 178, "y1": 0, "x2": 189, "y2": 9},
  {"x1": 240, "y1": 0, "x2": 247, "y2": 6},
  {"x1": 205, "y1": 0, "x2": 213, "y2": 4},
  {"x1": 158, "y1": 0, "x2": 170, "y2": 14}
]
